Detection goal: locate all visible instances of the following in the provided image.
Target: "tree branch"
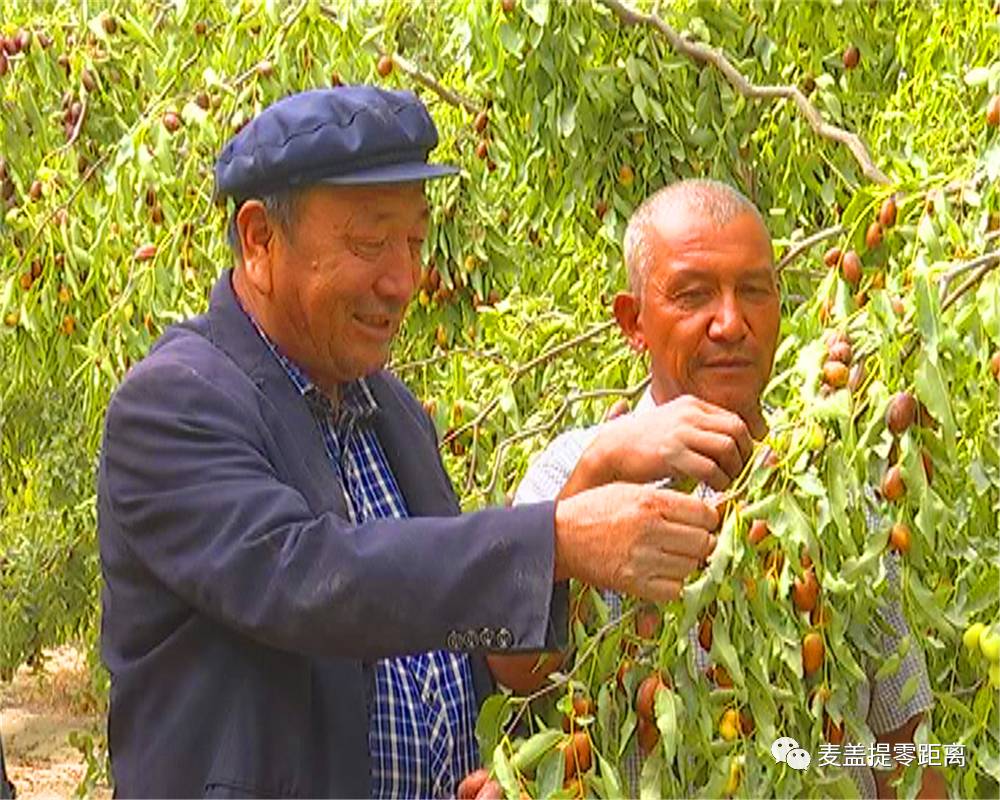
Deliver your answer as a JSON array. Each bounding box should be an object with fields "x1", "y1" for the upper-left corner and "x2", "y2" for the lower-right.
[
  {"x1": 597, "y1": 0, "x2": 891, "y2": 185},
  {"x1": 937, "y1": 249, "x2": 1000, "y2": 300},
  {"x1": 776, "y1": 225, "x2": 844, "y2": 274},
  {"x1": 384, "y1": 52, "x2": 479, "y2": 115},
  {"x1": 442, "y1": 320, "x2": 617, "y2": 445}
]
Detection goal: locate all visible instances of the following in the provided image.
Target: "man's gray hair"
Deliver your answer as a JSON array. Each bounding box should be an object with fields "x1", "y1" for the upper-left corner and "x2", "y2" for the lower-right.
[
  {"x1": 623, "y1": 179, "x2": 769, "y2": 295},
  {"x1": 227, "y1": 189, "x2": 302, "y2": 263}
]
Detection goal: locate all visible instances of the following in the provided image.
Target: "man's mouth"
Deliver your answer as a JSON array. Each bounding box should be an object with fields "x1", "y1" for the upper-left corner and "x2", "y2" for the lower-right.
[
  {"x1": 354, "y1": 313, "x2": 395, "y2": 335},
  {"x1": 704, "y1": 358, "x2": 754, "y2": 369}
]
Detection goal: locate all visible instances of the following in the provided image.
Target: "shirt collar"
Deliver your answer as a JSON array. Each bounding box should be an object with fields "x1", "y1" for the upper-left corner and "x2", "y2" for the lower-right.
[{"x1": 234, "y1": 289, "x2": 378, "y2": 423}]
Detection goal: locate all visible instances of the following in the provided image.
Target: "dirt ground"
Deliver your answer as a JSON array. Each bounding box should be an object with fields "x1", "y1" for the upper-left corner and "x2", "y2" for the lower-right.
[{"x1": 0, "y1": 646, "x2": 110, "y2": 799}]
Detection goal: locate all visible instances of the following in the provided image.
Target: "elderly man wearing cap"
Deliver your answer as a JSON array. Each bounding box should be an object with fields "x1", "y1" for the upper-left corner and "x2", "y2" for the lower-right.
[{"x1": 97, "y1": 87, "x2": 728, "y2": 798}]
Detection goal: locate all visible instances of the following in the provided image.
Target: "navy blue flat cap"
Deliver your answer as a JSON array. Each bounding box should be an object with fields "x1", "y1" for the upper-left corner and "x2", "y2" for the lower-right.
[{"x1": 214, "y1": 86, "x2": 458, "y2": 201}]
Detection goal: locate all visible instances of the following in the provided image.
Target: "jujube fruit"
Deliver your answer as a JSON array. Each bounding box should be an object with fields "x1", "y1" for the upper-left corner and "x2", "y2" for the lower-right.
[
  {"x1": 562, "y1": 731, "x2": 592, "y2": 778},
  {"x1": 802, "y1": 632, "x2": 824, "y2": 675},
  {"x1": 843, "y1": 45, "x2": 860, "y2": 69},
  {"x1": 823, "y1": 361, "x2": 849, "y2": 388},
  {"x1": 879, "y1": 197, "x2": 897, "y2": 227},
  {"x1": 841, "y1": 250, "x2": 862, "y2": 286},
  {"x1": 865, "y1": 221, "x2": 882, "y2": 250},
  {"x1": 889, "y1": 522, "x2": 911, "y2": 554},
  {"x1": 886, "y1": 392, "x2": 916, "y2": 435},
  {"x1": 748, "y1": 519, "x2": 769, "y2": 546},
  {"x1": 881, "y1": 465, "x2": 905, "y2": 502}
]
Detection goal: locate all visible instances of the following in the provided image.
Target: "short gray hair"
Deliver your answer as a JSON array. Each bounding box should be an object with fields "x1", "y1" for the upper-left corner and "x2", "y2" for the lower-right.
[
  {"x1": 623, "y1": 179, "x2": 769, "y2": 295},
  {"x1": 227, "y1": 189, "x2": 302, "y2": 263}
]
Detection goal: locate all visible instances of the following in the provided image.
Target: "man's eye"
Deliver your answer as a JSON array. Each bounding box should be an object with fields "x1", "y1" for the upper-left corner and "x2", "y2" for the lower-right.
[
  {"x1": 676, "y1": 290, "x2": 710, "y2": 304},
  {"x1": 353, "y1": 239, "x2": 387, "y2": 257}
]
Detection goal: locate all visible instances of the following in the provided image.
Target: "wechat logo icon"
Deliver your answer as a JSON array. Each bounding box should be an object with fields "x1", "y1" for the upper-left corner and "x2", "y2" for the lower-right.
[{"x1": 771, "y1": 736, "x2": 811, "y2": 771}]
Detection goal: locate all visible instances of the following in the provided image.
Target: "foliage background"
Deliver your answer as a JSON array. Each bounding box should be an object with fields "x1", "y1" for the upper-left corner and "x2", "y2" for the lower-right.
[{"x1": 1, "y1": 0, "x2": 998, "y2": 797}]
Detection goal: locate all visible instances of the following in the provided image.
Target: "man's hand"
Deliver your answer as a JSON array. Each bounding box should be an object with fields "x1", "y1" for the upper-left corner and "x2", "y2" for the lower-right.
[
  {"x1": 561, "y1": 395, "x2": 764, "y2": 498},
  {"x1": 553, "y1": 482, "x2": 718, "y2": 603}
]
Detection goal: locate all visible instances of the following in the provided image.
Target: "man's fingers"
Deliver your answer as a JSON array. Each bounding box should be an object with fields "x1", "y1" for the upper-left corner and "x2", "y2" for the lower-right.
[
  {"x1": 682, "y1": 429, "x2": 746, "y2": 484},
  {"x1": 652, "y1": 490, "x2": 720, "y2": 531},
  {"x1": 668, "y1": 449, "x2": 732, "y2": 493},
  {"x1": 694, "y1": 409, "x2": 754, "y2": 464},
  {"x1": 636, "y1": 577, "x2": 684, "y2": 604}
]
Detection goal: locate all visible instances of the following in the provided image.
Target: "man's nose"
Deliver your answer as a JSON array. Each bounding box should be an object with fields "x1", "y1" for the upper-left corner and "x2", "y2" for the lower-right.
[
  {"x1": 374, "y1": 238, "x2": 418, "y2": 303},
  {"x1": 708, "y1": 292, "x2": 749, "y2": 342}
]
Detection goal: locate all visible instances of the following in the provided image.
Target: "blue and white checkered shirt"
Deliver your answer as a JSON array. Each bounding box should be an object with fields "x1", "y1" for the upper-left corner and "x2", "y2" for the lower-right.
[
  {"x1": 514, "y1": 389, "x2": 933, "y2": 799},
  {"x1": 249, "y1": 318, "x2": 478, "y2": 798}
]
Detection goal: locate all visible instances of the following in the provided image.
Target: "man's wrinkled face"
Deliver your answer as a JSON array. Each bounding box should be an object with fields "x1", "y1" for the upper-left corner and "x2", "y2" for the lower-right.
[
  {"x1": 265, "y1": 183, "x2": 428, "y2": 388},
  {"x1": 623, "y1": 210, "x2": 780, "y2": 416}
]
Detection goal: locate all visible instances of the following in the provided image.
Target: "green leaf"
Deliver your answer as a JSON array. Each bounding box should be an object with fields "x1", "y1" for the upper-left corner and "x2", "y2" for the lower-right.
[
  {"x1": 914, "y1": 276, "x2": 940, "y2": 353},
  {"x1": 511, "y1": 729, "x2": 562, "y2": 774},
  {"x1": 899, "y1": 673, "x2": 921, "y2": 706},
  {"x1": 639, "y1": 745, "x2": 663, "y2": 800},
  {"x1": 654, "y1": 688, "x2": 678, "y2": 764},
  {"x1": 914, "y1": 354, "x2": 957, "y2": 447},
  {"x1": 477, "y1": 695, "x2": 513, "y2": 764},
  {"x1": 493, "y1": 745, "x2": 520, "y2": 798},
  {"x1": 523, "y1": 0, "x2": 550, "y2": 27},
  {"x1": 536, "y1": 748, "x2": 565, "y2": 799},
  {"x1": 598, "y1": 753, "x2": 623, "y2": 798}
]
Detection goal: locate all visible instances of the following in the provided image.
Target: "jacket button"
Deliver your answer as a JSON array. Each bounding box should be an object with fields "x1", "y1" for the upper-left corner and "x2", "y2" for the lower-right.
[
  {"x1": 496, "y1": 627, "x2": 513, "y2": 649},
  {"x1": 446, "y1": 630, "x2": 463, "y2": 651},
  {"x1": 478, "y1": 627, "x2": 494, "y2": 649},
  {"x1": 464, "y1": 629, "x2": 479, "y2": 650}
]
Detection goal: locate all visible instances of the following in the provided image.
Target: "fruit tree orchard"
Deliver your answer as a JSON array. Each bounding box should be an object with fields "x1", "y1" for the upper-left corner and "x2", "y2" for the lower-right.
[{"x1": 1, "y1": 0, "x2": 998, "y2": 797}]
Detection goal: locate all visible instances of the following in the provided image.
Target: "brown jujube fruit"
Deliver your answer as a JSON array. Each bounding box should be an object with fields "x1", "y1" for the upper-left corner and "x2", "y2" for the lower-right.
[
  {"x1": 802, "y1": 632, "x2": 824, "y2": 675},
  {"x1": 881, "y1": 465, "x2": 905, "y2": 502},
  {"x1": 879, "y1": 197, "x2": 897, "y2": 228},
  {"x1": 792, "y1": 570, "x2": 820, "y2": 612},
  {"x1": 636, "y1": 673, "x2": 664, "y2": 721},
  {"x1": 988, "y1": 95, "x2": 1000, "y2": 128},
  {"x1": 823, "y1": 361, "x2": 849, "y2": 388},
  {"x1": 376, "y1": 54, "x2": 393, "y2": 77},
  {"x1": 823, "y1": 246, "x2": 842, "y2": 268},
  {"x1": 475, "y1": 140, "x2": 488, "y2": 160},
  {"x1": 562, "y1": 731, "x2": 592, "y2": 778},
  {"x1": 474, "y1": 110, "x2": 489, "y2": 133},
  {"x1": 889, "y1": 522, "x2": 911, "y2": 554},
  {"x1": 841, "y1": 250, "x2": 862, "y2": 286},
  {"x1": 637, "y1": 718, "x2": 659, "y2": 755},
  {"x1": 991, "y1": 351, "x2": 1000, "y2": 380},
  {"x1": 865, "y1": 221, "x2": 882, "y2": 250},
  {"x1": 698, "y1": 616, "x2": 713, "y2": 651},
  {"x1": 748, "y1": 519, "x2": 769, "y2": 546},
  {"x1": 824, "y1": 715, "x2": 845, "y2": 744},
  {"x1": 886, "y1": 392, "x2": 916, "y2": 435},
  {"x1": 827, "y1": 341, "x2": 852, "y2": 364},
  {"x1": 843, "y1": 45, "x2": 860, "y2": 69}
]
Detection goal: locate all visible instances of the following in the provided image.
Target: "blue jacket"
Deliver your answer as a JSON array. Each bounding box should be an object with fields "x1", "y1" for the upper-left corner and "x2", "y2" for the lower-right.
[{"x1": 98, "y1": 271, "x2": 566, "y2": 798}]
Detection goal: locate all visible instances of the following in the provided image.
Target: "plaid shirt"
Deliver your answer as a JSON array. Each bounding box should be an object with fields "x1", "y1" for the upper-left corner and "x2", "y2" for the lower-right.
[
  {"x1": 514, "y1": 390, "x2": 933, "y2": 799},
  {"x1": 250, "y1": 321, "x2": 478, "y2": 798}
]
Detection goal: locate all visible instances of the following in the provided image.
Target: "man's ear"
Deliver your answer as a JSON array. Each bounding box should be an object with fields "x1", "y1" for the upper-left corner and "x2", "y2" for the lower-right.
[
  {"x1": 236, "y1": 200, "x2": 275, "y2": 295},
  {"x1": 612, "y1": 291, "x2": 645, "y2": 353}
]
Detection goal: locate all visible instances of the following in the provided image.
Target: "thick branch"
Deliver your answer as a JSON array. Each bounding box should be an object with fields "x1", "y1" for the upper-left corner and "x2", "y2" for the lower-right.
[
  {"x1": 937, "y1": 249, "x2": 1000, "y2": 300},
  {"x1": 597, "y1": 0, "x2": 890, "y2": 185},
  {"x1": 385, "y1": 52, "x2": 479, "y2": 115},
  {"x1": 776, "y1": 225, "x2": 844, "y2": 274}
]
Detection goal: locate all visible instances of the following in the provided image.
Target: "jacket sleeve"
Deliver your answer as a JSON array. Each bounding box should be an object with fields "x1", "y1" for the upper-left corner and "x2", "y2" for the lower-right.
[{"x1": 99, "y1": 358, "x2": 567, "y2": 661}]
